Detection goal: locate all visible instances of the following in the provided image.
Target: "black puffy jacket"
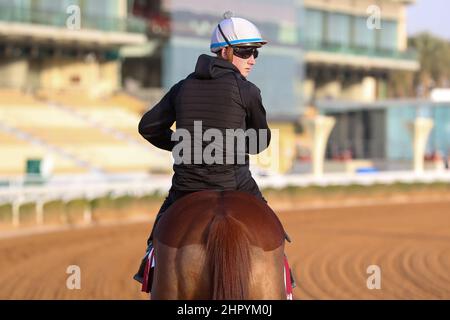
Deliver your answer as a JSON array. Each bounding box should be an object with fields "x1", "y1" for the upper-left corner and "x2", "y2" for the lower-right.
[{"x1": 138, "y1": 54, "x2": 271, "y2": 194}]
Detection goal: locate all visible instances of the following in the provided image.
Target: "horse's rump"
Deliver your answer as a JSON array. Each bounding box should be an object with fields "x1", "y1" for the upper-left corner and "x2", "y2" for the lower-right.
[{"x1": 151, "y1": 190, "x2": 287, "y2": 300}]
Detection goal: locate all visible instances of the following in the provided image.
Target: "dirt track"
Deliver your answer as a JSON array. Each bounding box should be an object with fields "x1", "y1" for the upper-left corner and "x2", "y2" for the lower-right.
[{"x1": 0, "y1": 200, "x2": 449, "y2": 299}]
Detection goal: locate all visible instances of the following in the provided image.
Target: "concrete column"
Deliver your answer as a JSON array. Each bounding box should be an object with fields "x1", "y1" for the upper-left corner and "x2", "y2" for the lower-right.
[
  {"x1": 341, "y1": 80, "x2": 362, "y2": 101},
  {"x1": 273, "y1": 122, "x2": 296, "y2": 174},
  {"x1": 407, "y1": 117, "x2": 434, "y2": 174},
  {"x1": 397, "y1": 6, "x2": 407, "y2": 51},
  {"x1": 315, "y1": 80, "x2": 341, "y2": 100},
  {"x1": 36, "y1": 200, "x2": 44, "y2": 226},
  {"x1": 12, "y1": 201, "x2": 21, "y2": 228},
  {"x1": 249, "y1": 127, "x2": 280, "y2": 174},
  {"x1": 99, "y1": 60, "x2": 120, "y2": 94},
  {"x1": 117, "y1": 0, "x2": 128, "y2": 18},
  {"x1": 361, "y1": 76, "x2": 376, "y2": 102},
  {"x1": 342, "y1": 76, "x2": 376, "y2": 102},
  {"x1": 40, "y1": 59, "x2": 63, "y2": 90},
  {"x1": 303, "y1": 78, "x2": 316, "y2": 102},
  {"x1": 305, "y1": 115, "x2": 336, "y2": 177},
  {"x1": 0, "y1": 58, "x2": 29, "y2": 88}
]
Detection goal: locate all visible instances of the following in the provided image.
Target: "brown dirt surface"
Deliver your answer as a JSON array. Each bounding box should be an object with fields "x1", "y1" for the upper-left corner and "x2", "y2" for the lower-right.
[{"x1": 0, "y1": 199, "x2": 449, "y2": 299}]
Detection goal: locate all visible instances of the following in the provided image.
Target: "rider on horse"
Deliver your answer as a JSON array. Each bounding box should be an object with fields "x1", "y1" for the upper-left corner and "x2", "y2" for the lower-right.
[{"x1": 134, "y1": 13, "x2": 294, "y2": 291}]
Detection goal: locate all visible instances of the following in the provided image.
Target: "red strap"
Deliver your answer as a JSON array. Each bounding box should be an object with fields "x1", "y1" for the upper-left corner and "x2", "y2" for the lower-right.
[
  {"x1": 284, "y1": 255, "x2": 293, "y2": 300},
  {"x1": 141, "y1": 249, "x2": 154, "y2": 293}
]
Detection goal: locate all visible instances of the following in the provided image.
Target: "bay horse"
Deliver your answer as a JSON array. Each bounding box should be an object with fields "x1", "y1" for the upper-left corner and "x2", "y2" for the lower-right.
[{"x1": 150, "y1": 190, "x2": 288, "y2": 300}]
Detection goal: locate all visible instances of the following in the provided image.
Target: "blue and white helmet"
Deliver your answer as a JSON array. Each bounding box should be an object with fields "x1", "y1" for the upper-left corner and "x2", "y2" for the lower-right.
[{"x1": 210, "y1": 13, "x2": 267, "y2": 53}]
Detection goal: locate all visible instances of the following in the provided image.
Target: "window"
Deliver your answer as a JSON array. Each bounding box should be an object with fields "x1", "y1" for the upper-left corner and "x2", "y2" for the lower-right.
[
  {"x1": 378, "y1": 20, "x2": 398, "y2": 51},
  {"x1": 0, "y1": 0, "x2": 30, "y2": 8},
  {"x1": 304, "y1": 9, "x2": 323, "y2": 47},
  {"x1": 353, "y1": 16, "x2": 376, "y2": 50},
  {"x1": 326, "y1": 12, "x2": 350, "y2": 47},
  {"x1": 84, "y1": 0, "x2": 118, "y2": 17}
]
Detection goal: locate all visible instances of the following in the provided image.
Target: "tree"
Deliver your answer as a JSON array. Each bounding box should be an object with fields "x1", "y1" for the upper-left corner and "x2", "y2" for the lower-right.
[
  {"x1": 389, "y1": 33, "x2": 450, "y2": 98},
  {"x1": 409, "y1": 33, "x2": 450, "y2": 96}
]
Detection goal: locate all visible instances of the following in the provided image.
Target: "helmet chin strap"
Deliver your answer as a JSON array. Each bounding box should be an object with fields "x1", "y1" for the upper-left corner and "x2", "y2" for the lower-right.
[{"x1": 218, "y1": 24, "x2": 234, "y2": 63}]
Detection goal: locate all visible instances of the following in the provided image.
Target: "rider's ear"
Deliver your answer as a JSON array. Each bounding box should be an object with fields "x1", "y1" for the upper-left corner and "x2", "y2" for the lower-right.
[
  {"x1": 220, "y1": 48, "x2": 227, "y2": 60},
  {"x1": 217, "y1": 48, "x2": 233, "y2": 63},
  {"x1": 225, "y1": 47, "x2": 233, "y2": 63}
]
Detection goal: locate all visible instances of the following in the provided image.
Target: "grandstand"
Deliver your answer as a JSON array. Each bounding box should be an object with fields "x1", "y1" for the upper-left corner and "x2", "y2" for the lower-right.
[
  {"x1": 0, "y1": 128, "x2": 86, "y2": 176},
  {"x1": 0, "y1": 1, "x2": 171, "y2": 178},
  {"x1": 0, "y1": 89, "x2": 171, "y2": 176}
]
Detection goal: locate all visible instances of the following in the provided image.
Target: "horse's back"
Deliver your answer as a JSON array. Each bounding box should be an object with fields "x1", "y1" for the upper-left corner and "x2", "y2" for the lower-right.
[{"x1": 154, "y1": 190, "x2": 285, "y2": 250}]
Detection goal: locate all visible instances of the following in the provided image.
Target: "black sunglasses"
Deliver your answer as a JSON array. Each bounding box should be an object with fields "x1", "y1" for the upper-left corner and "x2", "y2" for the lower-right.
[{"x1": 232, "y1": 46, "x2": 259, "y2": 59}]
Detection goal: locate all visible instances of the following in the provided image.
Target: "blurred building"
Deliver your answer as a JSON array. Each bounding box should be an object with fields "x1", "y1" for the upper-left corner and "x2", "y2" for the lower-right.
[
  {"x1": 302, "y1": 0, "x2": 418, "y2": 104},
  {"x1": 127, "y1": 0, "x2": 436, "y2": 173},
  {"x1": 301, "y1": 0, "x2": 424, "y2": 172},
  {"x1": 0, "y1": 0, "x2": 148, "y2": 96},
  {"x1": 1, "y1": 0, "x2": 447, "y2": 177},
  {"x1": 306, "y1": 1, "x2": 449, "y2": 172},
  {"x1": 0, "y1": 0, "x2": 171, "y2": 176},
  {"x1": 127, "y1": 0, "x2": 301, "y2": 118}
]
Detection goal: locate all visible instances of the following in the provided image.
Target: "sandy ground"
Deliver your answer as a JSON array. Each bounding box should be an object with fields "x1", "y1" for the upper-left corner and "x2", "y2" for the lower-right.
[{"x1": 0, "y1": 199, "x2": 449, "y2": 300}]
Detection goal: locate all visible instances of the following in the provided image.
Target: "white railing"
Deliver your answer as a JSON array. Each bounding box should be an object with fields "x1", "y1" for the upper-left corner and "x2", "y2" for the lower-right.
[
  {"x1": 0, "y1": 173, "x2": 172, "y2": 228},
  {"x1": 2, "y1": 170, "x2": 450, "y2": 205},
  {"x1": 1, "y1": 170, "x2": 449, "y2": 228},
  {"x1": 256, "y1": 170, "x2": 450, "y2": 189},
  {"x1": 0, "y1": 173, "x2": 171, "y2": 204}
]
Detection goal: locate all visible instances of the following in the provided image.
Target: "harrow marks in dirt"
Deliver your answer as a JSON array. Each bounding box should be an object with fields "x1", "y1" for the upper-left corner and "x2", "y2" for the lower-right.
[{"x1": 0, "y1": 200, "x2": 449, "y2": 299}]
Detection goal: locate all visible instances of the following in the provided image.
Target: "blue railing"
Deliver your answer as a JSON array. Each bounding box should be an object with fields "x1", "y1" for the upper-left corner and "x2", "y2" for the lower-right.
[
  {"x1": 304, "y1": 40, "x2": 418, "y2": 61},
  {"x1": 0, "y1": 5, "x2": 147, "y2": 34}
]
